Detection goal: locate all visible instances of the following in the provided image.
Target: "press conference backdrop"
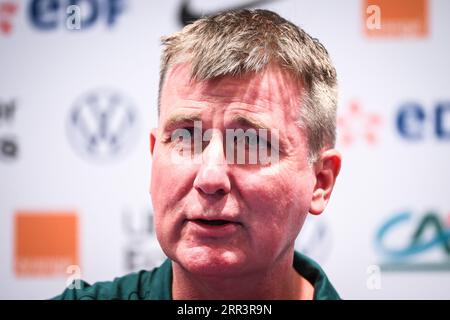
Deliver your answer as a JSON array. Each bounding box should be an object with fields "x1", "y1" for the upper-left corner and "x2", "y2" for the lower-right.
[{"x1": 1, "y1": 0, "x2": 449, "y2": 299}]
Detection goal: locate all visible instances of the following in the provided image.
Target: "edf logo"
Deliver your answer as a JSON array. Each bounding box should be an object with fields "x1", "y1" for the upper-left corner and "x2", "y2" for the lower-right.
[
  {"x1": 29, "y1": 0, "x2": 125, "y2": 30},
  {"x1": 396, "y1": 102, "x2": 450, "y2": 140}
]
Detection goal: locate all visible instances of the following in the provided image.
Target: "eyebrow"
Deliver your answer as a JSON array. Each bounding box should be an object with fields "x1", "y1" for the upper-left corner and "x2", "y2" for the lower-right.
[
  {"x1": 231, "y1": 114, "x2": 283, "y2": 151},
  {"x1": 163, "y1": 113, "x2": 203, "y2": 131},
  {"x1": 230, "y1": 114, "x2": 271, "y2": 131},
  {"x1": 162, "y1": 113, "x2": 272, "y2": 132}
]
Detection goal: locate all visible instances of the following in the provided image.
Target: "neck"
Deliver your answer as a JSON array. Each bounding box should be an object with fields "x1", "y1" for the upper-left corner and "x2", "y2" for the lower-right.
[{"x1": 171, "y1": 250, "x2": 314, "y2": 300}]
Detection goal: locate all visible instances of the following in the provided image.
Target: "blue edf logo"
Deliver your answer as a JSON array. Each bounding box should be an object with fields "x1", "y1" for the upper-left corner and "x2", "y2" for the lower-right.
[
  {"x1": 29, "y1": 0, "x2": 125, "y2": 30},
  {"x1": 396, "y1": 102, "x2": 450, "y2": 140}
]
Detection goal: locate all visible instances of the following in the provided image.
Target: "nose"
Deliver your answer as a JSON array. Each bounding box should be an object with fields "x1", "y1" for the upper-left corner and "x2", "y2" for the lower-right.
[{"x1": 193, "y1": 130, "x2": 231, "y2": 196}]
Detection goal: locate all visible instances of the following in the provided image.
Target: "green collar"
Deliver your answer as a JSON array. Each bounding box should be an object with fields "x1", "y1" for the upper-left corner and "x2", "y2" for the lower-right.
[{"x1": 147, "y1": 251, "x2": 340, "y2": 300}]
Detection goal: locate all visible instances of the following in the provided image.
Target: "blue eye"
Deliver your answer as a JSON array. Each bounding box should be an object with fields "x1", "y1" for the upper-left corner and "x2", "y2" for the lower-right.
[
  {"x1": 247, "y1": 134, "x2": 258, "y2": 146},
  {"x1": 172, "y1": 127, "x2": 198, "y2": 140},
  {"x1": 233, "y1": 133, "x2": 270, "y2": 148},
  {"x1": 184, "y1": 127, "x2": 195, "y2": 136}
]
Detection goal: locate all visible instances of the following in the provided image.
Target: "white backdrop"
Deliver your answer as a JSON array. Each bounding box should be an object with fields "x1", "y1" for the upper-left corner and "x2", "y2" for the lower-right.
[{"x1": 1, "y1": 0, "x2": 450, "y2": 299}]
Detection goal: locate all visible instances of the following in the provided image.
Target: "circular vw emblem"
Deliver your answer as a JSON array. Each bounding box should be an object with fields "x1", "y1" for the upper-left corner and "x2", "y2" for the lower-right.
[{"x1": 67, "y1": 89, "x2": 139, "y2": 162}]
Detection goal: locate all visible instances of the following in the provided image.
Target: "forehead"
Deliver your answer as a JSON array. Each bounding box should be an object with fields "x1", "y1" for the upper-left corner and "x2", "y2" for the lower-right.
[{"x1": 160, "y1": 62, "x2": 303, "y2": 120}]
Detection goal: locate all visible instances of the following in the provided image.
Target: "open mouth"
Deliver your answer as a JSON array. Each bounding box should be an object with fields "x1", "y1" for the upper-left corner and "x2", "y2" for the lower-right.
[
  {"x1": 188, "y1": 218, "x2": 240, "y2": 235},
  {"x1": 193, "y1": 219, "x2": 232, "y2": 226}
]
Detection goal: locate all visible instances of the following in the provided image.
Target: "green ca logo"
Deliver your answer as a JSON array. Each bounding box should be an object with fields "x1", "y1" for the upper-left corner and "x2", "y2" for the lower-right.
[{"x1": 375, "y1": 211, "x2": 450, "y2": 271}]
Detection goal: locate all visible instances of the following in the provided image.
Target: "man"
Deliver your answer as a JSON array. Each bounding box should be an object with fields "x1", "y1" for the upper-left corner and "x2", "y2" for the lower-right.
[{"x1": 55, "y1": 9, "x2": 341, "y2": 300}]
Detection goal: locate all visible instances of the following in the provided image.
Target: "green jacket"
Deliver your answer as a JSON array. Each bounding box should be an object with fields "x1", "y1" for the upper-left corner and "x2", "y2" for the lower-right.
[{"x1": 53, "y1": 251, "x2": 340, "y2": 300}]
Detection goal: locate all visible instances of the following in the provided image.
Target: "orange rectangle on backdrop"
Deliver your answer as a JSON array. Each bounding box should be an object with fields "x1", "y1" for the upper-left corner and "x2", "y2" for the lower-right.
[
  {"x1": 364, "y1": 0, "x2": 428, "y2": 38},
  {"x1": 14, "y1": 211, "x2": 78, "y2": 277}
]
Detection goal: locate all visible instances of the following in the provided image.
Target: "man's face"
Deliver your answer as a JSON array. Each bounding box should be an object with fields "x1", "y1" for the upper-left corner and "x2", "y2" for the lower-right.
[{"x1": 150, "y1": 62, "x2": 317, "y2": 276}]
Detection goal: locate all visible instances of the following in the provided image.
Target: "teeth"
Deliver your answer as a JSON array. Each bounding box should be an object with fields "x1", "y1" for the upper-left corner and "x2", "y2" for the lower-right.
[{"x1": 197, "y1": 219, "x2": 229, "y2": 226}]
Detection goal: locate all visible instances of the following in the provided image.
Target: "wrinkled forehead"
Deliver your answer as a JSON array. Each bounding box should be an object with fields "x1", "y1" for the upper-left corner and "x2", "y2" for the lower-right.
[{"x1": 159, "y1": 62, "x2": 303, "y2": 119}]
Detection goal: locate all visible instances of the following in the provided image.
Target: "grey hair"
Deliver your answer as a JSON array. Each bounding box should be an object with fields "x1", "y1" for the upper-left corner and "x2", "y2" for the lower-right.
[{"x1": 158, "y1": 9, "x2": 338, "y2": 163}]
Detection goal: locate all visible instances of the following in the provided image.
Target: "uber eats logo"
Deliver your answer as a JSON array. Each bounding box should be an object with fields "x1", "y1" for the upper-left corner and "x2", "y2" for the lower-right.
[{"x1": 0, "y1": 99, "x2": 19, "y2": 162}]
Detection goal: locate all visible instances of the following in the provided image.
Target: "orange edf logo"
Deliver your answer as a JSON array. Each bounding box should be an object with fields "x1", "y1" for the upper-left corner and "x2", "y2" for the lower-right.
[
  {"x1": 14, "y1": 211, "x2": 78, "y2": 276},
  {"x1": 364, "y1": 0, "x2": 428, "y2": 38}
]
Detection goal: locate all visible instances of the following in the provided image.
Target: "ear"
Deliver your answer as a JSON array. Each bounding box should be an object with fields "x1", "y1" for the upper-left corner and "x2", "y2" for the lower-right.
[
  {"x1": 150, "y1": 128, "x2": 158, "y2": 157},
  {"x1": 309, "y1": 149, "x2": 342, "y2": 215}
]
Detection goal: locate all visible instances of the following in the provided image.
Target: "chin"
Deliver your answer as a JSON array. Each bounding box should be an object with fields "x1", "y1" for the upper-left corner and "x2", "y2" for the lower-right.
[{"x1": 175, "y1": 244, "x2": 248, "y2": 277}]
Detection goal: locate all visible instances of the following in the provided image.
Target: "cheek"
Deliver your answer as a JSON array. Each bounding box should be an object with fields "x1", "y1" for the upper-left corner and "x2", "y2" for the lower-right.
[
  {"x1": 151, "y1": 154, "x2": 185, "y2": 256},
  {"x1": 150, "y1": 145, "x2": 197, "y2": 239},
  {"x1": 150, "y1": 153, "x2": 170, "y2": 213},
  {"x1": 151, "y1": 146, "x2": 193, "y2": 208},
  {"x1": 237, "y1": 168, "x2": 314, "y2": 245},
  {"x1": 242, "y1": 167, "x2": 313, "y2": 213}
]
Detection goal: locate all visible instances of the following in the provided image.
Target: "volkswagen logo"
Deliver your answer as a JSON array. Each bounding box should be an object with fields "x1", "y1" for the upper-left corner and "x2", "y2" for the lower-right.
[{"x1": 67, "y1": 89, "x2": 139, "y2": 162}]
